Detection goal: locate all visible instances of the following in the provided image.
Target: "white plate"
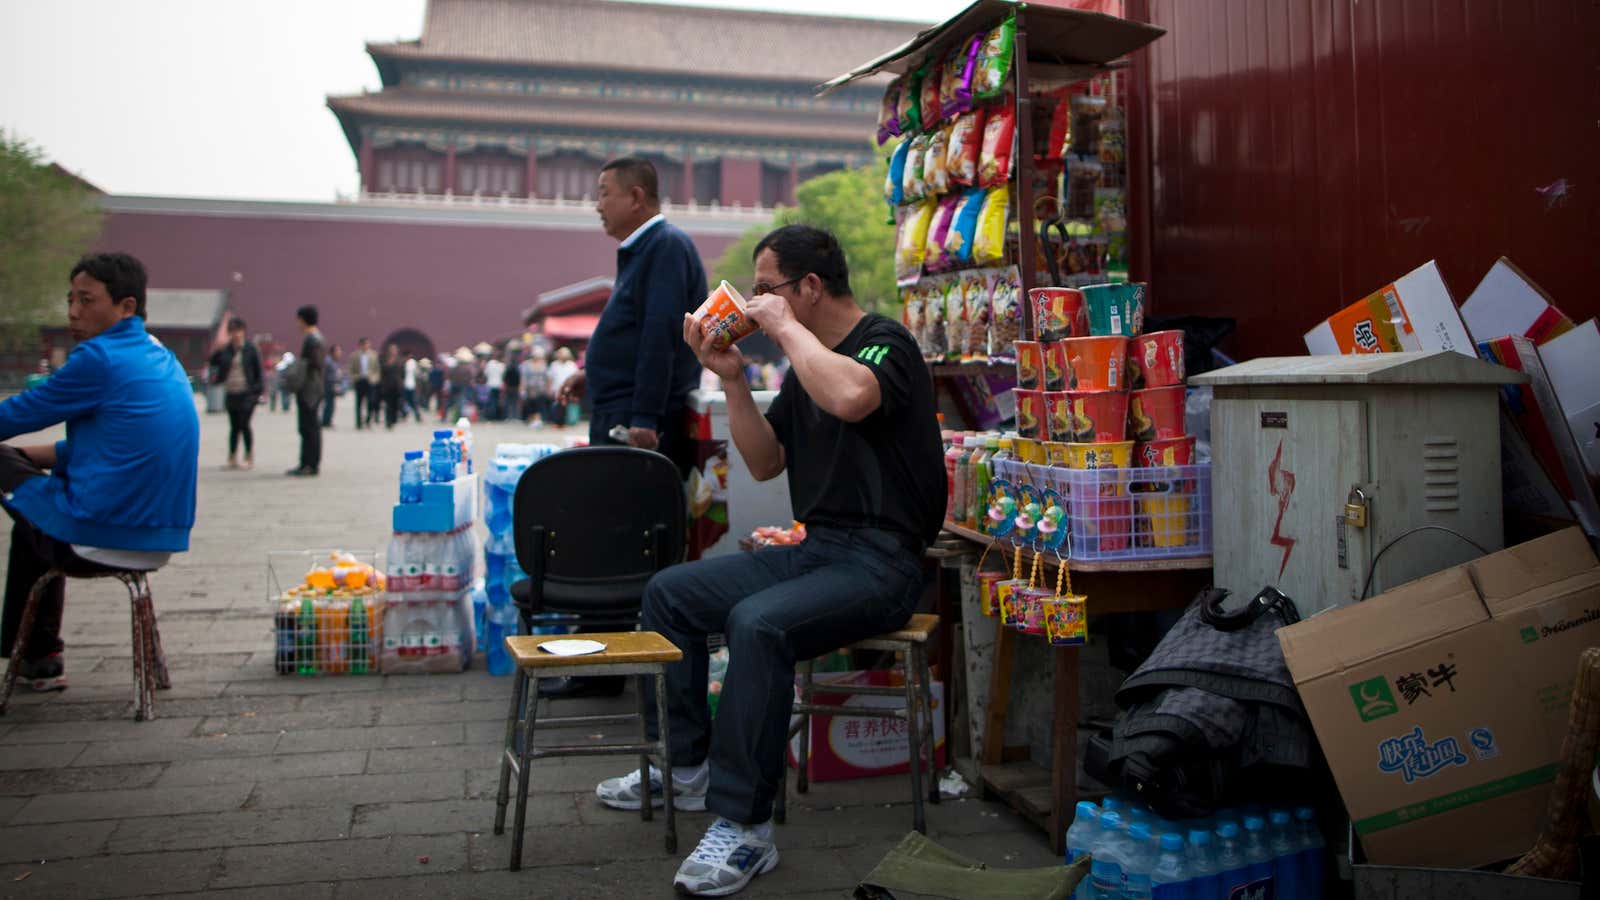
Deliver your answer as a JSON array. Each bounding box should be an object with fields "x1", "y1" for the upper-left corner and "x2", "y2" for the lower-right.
[{"x1": 537, "y1": 639, "x2": 607, "y2": 656}]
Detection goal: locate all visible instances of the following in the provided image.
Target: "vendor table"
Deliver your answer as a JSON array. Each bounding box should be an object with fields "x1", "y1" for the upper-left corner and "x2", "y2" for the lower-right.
[{"x1": 940, "y1": 521, "x2": 1208, "y2": 853}]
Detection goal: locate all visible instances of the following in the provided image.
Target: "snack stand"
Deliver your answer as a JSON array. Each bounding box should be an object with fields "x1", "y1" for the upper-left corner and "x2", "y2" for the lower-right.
[{"x1": 823, "y1": 1, "x2": 1205, "y2": 853}]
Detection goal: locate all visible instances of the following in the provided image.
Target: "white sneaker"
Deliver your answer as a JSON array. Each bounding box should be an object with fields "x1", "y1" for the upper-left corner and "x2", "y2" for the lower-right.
[
  {"x1": 673, "y1": 817, "x2": 778, "y2": 897},
  {"x1": 595, "y1": 763, "x2": 708, "y2": 811}
]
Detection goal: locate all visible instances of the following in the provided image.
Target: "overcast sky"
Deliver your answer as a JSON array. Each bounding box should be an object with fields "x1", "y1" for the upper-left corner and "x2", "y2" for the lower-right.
[{"x1": 0, "y1": 0, "x2": 965, "y2": 202}]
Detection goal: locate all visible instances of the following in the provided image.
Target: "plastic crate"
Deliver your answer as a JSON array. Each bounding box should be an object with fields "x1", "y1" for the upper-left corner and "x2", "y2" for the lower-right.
[
  {"x1": 1060, "y1": 463, "x2": 1212, "y2": 562},
  {"x1": 269, "y1": 550, "x2": 384, "y2": 676}
]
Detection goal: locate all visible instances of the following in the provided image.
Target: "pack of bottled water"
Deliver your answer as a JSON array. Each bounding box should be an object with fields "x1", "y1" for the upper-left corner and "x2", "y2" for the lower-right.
[
  {"x1": 481, "y1": 443, "x2": 561, "y2": 675},
  {"x1": 1066, "y1": 797, "x2": 1325, "y2": 900}
]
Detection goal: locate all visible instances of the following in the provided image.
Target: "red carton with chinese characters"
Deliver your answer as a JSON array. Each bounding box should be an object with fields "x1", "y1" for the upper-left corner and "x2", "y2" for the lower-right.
[
  {"x1": 1277, "y1": 528, "x2": 1600, "y2": 868},
  {"x1": 787, "y1": 670, "x2": 946, "y2": 782}
]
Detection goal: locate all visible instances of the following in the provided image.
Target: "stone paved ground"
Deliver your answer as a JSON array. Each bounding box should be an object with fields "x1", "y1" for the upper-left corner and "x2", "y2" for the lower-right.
[{"x1": 0, "y1": 399, "x2": 1058, "y2": 898}]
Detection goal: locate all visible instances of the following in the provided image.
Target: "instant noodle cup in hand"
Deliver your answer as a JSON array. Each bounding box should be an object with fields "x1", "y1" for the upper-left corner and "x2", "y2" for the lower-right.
[{"x1": 693, "y1": 281, "x2": 759, "y2": 351}]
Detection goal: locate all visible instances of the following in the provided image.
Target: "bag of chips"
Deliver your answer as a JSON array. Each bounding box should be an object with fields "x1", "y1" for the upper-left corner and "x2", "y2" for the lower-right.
[
  {"x1": 1065, "y1": 156, "x2": 1102, "y2": 219},
  {"x1": 974, "y1": 13, "x2": 1017, "y2": 100},
  {"x1": 902, "y1": 133, "x2": 929, "y2": 203},
  {"x1": 944, "y1": 273, "x2": 968, "y2": 362},
  {"x1": 920, "y1": 57, "x2": 944, "y2": 130},
  {"x1": 924, "y1": 274, "x2": 948, "y2": 361},
  {"x1": 895, "y1": 198, "x2": 937, "y2": 283},
  {"x1": 978, "y1": 102, "x2": 1016, "y2": 188},
  {"x1": 945, "y1": 109, "x2": 985, "y2": 188},
  {"x1": 943, "y1": 187, "x2": 985, "y2": 265},
  {"x1": 973, "y1": 184, "x2": 1011, "y2": 266},
  {"x1": 885, "y1": 139, "x2": 908, "y2": 207},
  {"x1": 961, "y1": 269, "x2": 991, "y2": 362},
  {"x1": 989, "y1": 265, "x2": 1023, "y2": 359},
  {"x1": 924, "y1": 127, "x2": 951, "y2": 196},
  {"x1": 1068, "y1": 93, "x2": 1106, "y2": 157},
  {"x1": 877, "y1": 77, "x2": 903, "y2": 145},
  {"x1": 941, "y1": 34, "x2": 984, "y2": 120},
  {"x1": 897, "y1": 66, "x2": 923, "y2": 136},
  {"x1": 902, "y1": 283, "x2": 926, "y2": 354},
  {"x1": 924, "y1": 193, "x2": 960, "y2": 271}
]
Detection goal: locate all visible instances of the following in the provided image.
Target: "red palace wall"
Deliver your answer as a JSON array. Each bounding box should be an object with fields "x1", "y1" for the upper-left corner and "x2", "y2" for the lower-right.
[{"x1": 92, "y1": 206, "x2": 739, "y2": 359}]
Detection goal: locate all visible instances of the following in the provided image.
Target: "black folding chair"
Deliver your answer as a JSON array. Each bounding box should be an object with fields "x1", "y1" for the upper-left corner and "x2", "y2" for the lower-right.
[{"x1": 509, "y1": 446, "x2": 686, "y2": 633}]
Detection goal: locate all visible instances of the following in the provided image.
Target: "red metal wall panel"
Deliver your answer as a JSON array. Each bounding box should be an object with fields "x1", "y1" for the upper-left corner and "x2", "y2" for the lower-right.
[{"x1": 1126, "y1": 0, "x2": 1599, "y2": 359}]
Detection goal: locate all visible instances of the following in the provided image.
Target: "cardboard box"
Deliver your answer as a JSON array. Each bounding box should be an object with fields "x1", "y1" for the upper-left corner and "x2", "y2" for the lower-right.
[
  {"x1": 1304, "y1": 260, "x2": 1475, "y2": 358},
  {"x1": 787, "y1": 670, "x2": 946, "y2": 782},
  {"x1": 1460, "y1": 257, "x2": 1575, "y2": 347},
  {"x1": 1278, "y1": 528, "x2": 1600, "y2": 868},
  {"x1": 1538, "y1": 320, "x2": 1600, "y2": 482}
]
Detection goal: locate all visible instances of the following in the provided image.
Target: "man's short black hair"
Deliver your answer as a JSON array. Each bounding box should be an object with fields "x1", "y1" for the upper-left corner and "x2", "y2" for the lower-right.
[
  {"x1": 753, "y1": 224, "x2": 852, "y2": 298},
  {"x1": 601, "y1": 157, "x2": 660, "y2": 204},
  {"x1": 296, "y1": 305, "x2": 319, "y2": 327},
  {"x1": 228, "y1": 317, "x2": 246, "y2": 332},
  {"x1": 70, "y1": 252, "x2": 147, "y2": 319}
]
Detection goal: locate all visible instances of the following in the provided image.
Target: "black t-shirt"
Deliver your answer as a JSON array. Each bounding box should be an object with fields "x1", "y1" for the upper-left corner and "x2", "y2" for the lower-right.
[{"x1": 764, "y1": 313, "x2": 947, "y2": 549}]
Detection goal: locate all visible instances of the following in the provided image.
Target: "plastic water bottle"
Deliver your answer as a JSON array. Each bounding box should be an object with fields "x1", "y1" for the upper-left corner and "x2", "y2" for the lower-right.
[
  {"x1": 1065, "y1": 800, "x2": 1100, "y2": 872},
  {"x1": 1186, "y1": 828, "x2": 1221, "y2": 900},
  {"x1": 1294, "y1": 807, "x2": 1325, "y2": 900},
  {"x1": 1214, "y1": 823, "x2": 1247, "y2": 900},
  {"x1": 1268, "y1": 810, "x2": 1299, "y2": 900},
  {"x1": 1241, "y1": 816, "x2": 1274, "y2": 895},
  {"x1": 399, "y1": 450, "x2": 425, "y2": 503},
  {"x1": 485, "y1": 602, "x2": 519, "y2": 676},
  {"x1": 470, "y1": 579, "x2": 488, "y2": 652},
  {"x1": 1151, "y1": 832, "x2": 1190, "y2": 900},
  {"x1": 1088, "y1": 810, "x2": 1133, "y2": 900},
  {"x1": 1122, "y1": 822, "x2": 1156, "y2": 900},
  {"x1": 429, "y1": 430, "x2": 455, "y2": 482}
]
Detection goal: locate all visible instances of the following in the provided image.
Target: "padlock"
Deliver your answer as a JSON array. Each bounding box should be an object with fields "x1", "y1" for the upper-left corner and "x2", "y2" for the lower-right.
[{"x1": 1344, "y1": 486, "x2": 1369, "y2": 528}]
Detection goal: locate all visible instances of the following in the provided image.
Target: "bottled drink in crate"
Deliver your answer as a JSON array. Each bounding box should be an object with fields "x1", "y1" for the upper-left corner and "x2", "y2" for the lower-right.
[
  {"x1": 274, "y1": 601, "x2": 296, "y2": 674},
  {"x1": 350, "y1": 595, "x2": 370, "y2": 674},
  {"x1": 296, "y1": 595, "x2": 316, "y2": 675}
]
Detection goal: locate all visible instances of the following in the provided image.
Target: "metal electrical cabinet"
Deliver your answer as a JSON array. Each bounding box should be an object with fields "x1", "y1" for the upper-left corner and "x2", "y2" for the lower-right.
[{"x1": 1190, "y1": 352, "x2": 1525, "y2": 617}]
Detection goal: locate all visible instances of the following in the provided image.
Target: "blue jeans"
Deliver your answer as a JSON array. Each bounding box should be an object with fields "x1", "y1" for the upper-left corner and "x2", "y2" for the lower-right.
[{"x1": 642, "y1": 526, "x2": 923, "y2": 825}]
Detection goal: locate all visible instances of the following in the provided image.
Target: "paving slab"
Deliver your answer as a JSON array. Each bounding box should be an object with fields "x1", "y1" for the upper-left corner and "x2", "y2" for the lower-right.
[
  {"x1": 249, "y1": 770, "x2": 465, "y2": 810},
  {"x1": 0, "y1": 848, "x2": 221, "y2": 897},
  {"x1": 0, "y1": 819, "x2": 117, "y2": 863},
  {"x1": 155, "y1": 749, "x2": 369, "y2": 786},
  {"x1": 18, "y1": 782, "x2": 254, "y2": 823},
  {"x1": 213, "y1": 834, "x2": 467, "y2": 888},
  {"x1": 106, "y1": 806, "x2": 354, "y2": 854}
]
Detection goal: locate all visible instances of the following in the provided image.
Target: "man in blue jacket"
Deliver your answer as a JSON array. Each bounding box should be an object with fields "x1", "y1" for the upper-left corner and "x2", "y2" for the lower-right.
[
  {"x1": 0, "y1": 252, "x2": 199, "y2": 690},
  {"x1": 555, "y1": 157, "x2": 705, "y2": 476}
]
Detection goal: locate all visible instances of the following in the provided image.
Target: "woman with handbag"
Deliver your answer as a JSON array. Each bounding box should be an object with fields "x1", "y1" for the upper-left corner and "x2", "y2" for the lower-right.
[{"x1": 207, "y1": 317, "x2": 263, "y2": 469}]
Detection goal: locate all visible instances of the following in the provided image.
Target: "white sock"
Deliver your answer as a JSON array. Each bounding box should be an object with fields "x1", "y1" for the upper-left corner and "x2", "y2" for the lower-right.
[{"x1": 747, "y1": 818, "x2": 773, "y2": 841}]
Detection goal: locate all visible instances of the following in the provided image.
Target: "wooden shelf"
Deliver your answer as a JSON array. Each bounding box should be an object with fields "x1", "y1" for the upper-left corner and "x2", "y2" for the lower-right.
[{"x1": 940, "y1": 521, "x2": 1212, "y2": 573}]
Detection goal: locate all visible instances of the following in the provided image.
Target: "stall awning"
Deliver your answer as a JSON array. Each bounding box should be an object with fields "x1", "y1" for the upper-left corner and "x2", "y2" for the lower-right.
[
  {"x1": 816, "y1": 0, "x2": 1165, "y2": 95},
  {"x1": 541, "y1": 314, "x2": 601, "y2": 341}
]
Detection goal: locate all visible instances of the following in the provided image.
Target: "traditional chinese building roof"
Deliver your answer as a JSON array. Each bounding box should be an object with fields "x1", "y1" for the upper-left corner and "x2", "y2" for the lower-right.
[{"x1": 366, "y1": 0, "x2": 927, "y2": 86}]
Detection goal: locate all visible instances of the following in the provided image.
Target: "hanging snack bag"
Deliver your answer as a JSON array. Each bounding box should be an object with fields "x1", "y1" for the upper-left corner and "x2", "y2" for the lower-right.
[
  {"x1": 924, "y1": 126, "x2": 951, "y2": 196},
  {"x1": 877, "y1": 76, "x2": 903, "y2": 145},
  {"x1": 921, "y1": 57, "x2": 945, "y2": 130},
  {"x1": 974, "y1": 13, "x2": 1017, "y2": 100},
  {"x1": 902, "y1": 133, "x2": 929, "y2": 204},
  {"x1": 945, "y1": 109, "x2": 985, "y2": 187},
  {"x1": 1065, "y1": 157, "x2": 1102, "y2": 220},
  {"x1": 1068, "y1": 93, "x2": 1106, "y2": 157},
  {"x1": 942, "y1": 34, "x2": 984, "y2": 119},
  {"x1": 902, "y1": 283, "x2": 925, "y2": 355},
  {"x1": 973, "y1": 184, "x2": 1011, "y2": 266},
  {"x1": 924, "y1": 193, "x2": 961, "y2": 271},
  {"x1": 989, "y1": 265, "x2": 1023, "y2": 359},
  {"x1": 978, "y1": 103, "x2": 1017, "y2": 188},
  {"x1": 925, "y1": 274, "x2": 949, "y2": 361},
  {"x1": 961, "y1": 270, "x2": 991, "y2": 363},
  {"x1": 942, "y1": 187, "x2": 985, "y2": 265},
  {"x1": 885, "y1": 139, "x2": 909, "y2": 207},
  {"x1": 944, "y1": 274, "x2": 968, "y2": 362},
  {"x1": 898, "y1": 65, "x2": 924, "y2": 136},
  {"x1": 894, "y1": 198, "x2": 936, "y2": 283}
]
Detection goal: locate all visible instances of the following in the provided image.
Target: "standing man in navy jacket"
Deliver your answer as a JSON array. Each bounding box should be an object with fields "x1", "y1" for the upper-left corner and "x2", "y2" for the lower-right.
[
  {"x1": 0, "y1": 253, "x2": 199, "y2": 690},
  {"x1": 556, "y1": 157, "x2": 704, "y2": 476}
]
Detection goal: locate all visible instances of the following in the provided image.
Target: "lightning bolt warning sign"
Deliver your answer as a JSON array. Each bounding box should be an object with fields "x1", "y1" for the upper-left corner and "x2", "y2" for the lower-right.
[{"x1": 1268, "y1": 438, "x2": 1297, "y2": 578}]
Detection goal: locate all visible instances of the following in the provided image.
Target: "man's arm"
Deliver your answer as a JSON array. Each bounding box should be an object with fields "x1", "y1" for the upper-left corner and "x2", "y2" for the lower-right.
[
  {"x1": 0, "y1": 345, "x2": 106, "y2": 442},
  {"x1": 749, "y1": 297, "x2": 880, "y2": 424},
  {"x1": 681, "y1": 315, "x2": 785, "y2": 481},
  {"x1": 627, "y1": 241, "x2": 697, "y2": 440}
]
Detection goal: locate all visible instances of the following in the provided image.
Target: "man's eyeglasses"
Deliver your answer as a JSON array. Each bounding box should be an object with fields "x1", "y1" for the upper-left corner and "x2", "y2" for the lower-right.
[{"x1": 750, "y1": 276, "x2": 803, "y2": 296}]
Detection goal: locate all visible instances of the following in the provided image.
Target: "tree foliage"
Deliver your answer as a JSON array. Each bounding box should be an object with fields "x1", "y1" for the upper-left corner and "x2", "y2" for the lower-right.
[
  {"x1": 0, "y1": 131, "x2": 104, "y2": 348},
  {"x1": 712, "y1": 156, "x2": 896, "y2": 314}
]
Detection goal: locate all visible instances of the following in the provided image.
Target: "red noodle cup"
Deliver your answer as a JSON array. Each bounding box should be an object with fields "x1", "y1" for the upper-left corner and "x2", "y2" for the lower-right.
[
  {"x1": 1064, "y1": 390, "x2": 1129, "y2": 443},
  {"x1": 1044, "y1": 391, "x2": 1072, "y2": 443},
  {"x1": 1014, "y1": 340, "x2": 1043, "y2": 390},
  {"x1": 1061, "y1": 336, "x2": 1128, "y2": 391},
  {"x1": 1128, "y1": 330, "x2": 1186, "y2": 389},
  {"x1": 1030, "y1": 287, "x2": 1087, "y2": 341},
  {"x1": 1128, "y1": 385, "x2": 1186, "y2": 442},
  {"x1": 693, "y1": 281, "x2": 758, "y2": 351},
  {"x1": 1135, "y1": 436, "x2": 1196, "y2": 468},
  {"x1": 1042, "y1": 341, "x2": 1069, "y2": 391},
  {"x1": 1014, "y1": 389, "x2": 1045, "y2": 440}
]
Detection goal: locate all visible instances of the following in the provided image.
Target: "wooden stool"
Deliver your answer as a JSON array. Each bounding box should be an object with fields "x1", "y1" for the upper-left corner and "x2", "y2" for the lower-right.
[
  {"x1": 493, "y1": 631, "x2": 683, "y2": 870},
  {"x1": 777, "y1": 613, "x2": 941, "y2": 833},
  {"x1": 0, "y1": 567, "x2": 169, "y2": 721}
]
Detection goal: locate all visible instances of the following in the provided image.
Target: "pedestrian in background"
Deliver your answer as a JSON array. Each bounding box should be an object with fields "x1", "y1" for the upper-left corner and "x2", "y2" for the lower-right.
[
  {"x1": 287, "y1": 305, "x2": 324, "y2": 476},
  {"x1": 520, "y1": 349, "x2": 549, "y2": 424},
  {"x1": 349, "y1": 337, "x2": 378, "y2": 429},
  {"x1": 402, "y1": 354, "x2": 421, "y2": 421},
  {"x1": 207, "y1": 317, "x2": 262, "y2": 470},
  {"x1": 483, "y1": 351, "x2": 506, "y2": 421},
  {"x1": 547, "y1": 347, "x2": 579, "y2": 430},
  {"x1": 378, "y1": 343, "x2": 404, "y2": 430},
  {"x1": 321, "y1": 344, "x2": 343, "y2": 428},
  {"x1": 425, "y1": 357, "x2": 444, "y2": 413}
]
